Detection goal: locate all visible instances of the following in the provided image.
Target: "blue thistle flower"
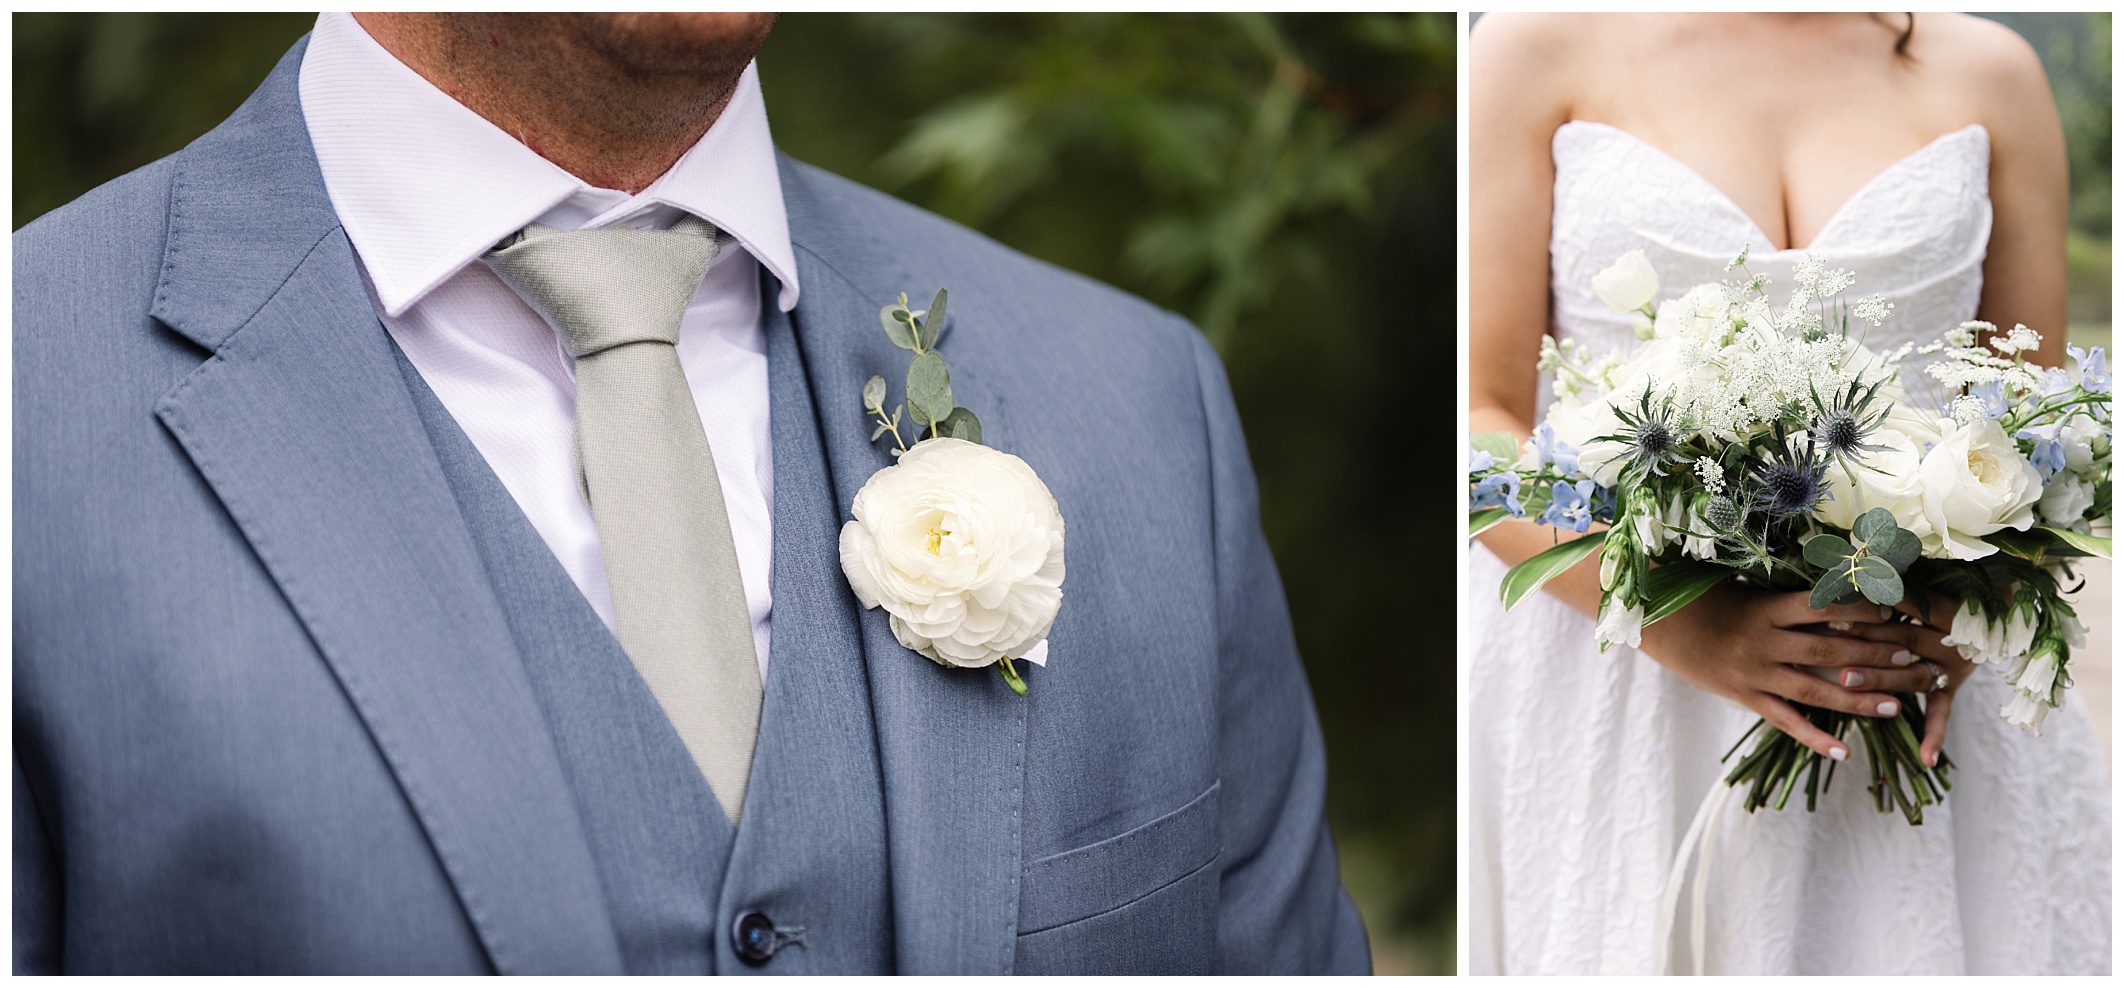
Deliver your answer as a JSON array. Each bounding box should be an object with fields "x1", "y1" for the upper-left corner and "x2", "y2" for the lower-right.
[
  {"x1": 1743, "y1": 427, "x2": 1831, "y2": 517},
  {"x1": 1807, "y1": 376, "x2": 1894, "y2": 472},
  {"x1": 1594, "y1": 390, "x2": 1690, "y2": 480}
]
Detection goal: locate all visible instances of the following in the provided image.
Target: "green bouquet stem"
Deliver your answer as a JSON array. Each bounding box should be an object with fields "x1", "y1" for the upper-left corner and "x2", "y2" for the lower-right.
[{"x1": 1721, "y1": 695, "x2": 1951, "y2": 825}]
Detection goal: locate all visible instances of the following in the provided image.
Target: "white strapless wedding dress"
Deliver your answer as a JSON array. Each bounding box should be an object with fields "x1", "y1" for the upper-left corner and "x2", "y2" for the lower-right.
[{"x1": 1468, "y1": 121, "x2": 2111, "y2": 975}]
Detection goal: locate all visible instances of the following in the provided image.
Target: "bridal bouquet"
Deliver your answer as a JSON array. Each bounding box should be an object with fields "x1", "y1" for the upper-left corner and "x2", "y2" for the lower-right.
[{"x1": 1469, "y1": 247, "x2": 2112, "y2": 824}]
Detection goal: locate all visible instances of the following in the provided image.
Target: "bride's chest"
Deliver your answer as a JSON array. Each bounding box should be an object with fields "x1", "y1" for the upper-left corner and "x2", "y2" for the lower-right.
[{"x1": 1545, "y1": 121, "x2": 1993, "y2": 350}]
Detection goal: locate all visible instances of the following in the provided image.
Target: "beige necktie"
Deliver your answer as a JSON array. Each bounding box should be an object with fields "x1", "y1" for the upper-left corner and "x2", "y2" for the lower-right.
[{"x1": 484, "y1": 216, "x2": 762, "y2": 821}]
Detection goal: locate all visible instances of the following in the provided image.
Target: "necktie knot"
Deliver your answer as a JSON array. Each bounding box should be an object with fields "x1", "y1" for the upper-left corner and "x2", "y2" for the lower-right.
[{"x1": 483, "y1": 216, "x2": 725, "y2": 358}]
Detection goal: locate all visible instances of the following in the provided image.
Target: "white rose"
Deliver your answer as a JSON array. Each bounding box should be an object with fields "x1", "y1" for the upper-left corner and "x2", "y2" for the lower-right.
[
  {"x1": 1916, "y1": 417, "x2": 2043, "y2": 560},
  {"x1": 1594, "y1": 597, "x2": 1643, "y2": 651},
  {"x1": 1592, "y1": 250, "x2": 1660, "y2": 314},
  {"x1": 838, "y1": 438, "x2": 1066, "y2": 668},
  {"x1": 2038, "y1": 472, "x2": 2095, "y2": 526},
  {"x1": 1816, "y1": 404, "x2": 1940, "y2": 549}
]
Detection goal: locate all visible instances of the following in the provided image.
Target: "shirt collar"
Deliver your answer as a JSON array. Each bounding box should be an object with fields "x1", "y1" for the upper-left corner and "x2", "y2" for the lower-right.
[{"x1": 297, "y1": 11, "x2": 799, "y2": 317}]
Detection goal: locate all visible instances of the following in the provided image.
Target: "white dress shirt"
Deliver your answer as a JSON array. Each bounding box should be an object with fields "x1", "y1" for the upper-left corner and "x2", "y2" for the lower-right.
[{"x1": 297, "y1": 12, "x2": 796, "y2": 673}]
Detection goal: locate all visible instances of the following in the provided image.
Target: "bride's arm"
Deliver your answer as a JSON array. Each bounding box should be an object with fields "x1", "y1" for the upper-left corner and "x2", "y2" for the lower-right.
[
  {"x1": 1466, "y1": 14, "x2": 1600, "y2": 615},
  {"x1": 1961, "y1": 17, "x2": 2069, "y2": 364}
]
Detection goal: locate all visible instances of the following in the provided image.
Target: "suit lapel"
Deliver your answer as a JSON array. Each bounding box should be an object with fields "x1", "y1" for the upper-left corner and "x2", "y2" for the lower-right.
[
  {"x1": 149, "y1": 41, "x2": 621, "y2": 975},
  {"x1": 777, "y1": 159, "x2": 1030, "y2": 974}
]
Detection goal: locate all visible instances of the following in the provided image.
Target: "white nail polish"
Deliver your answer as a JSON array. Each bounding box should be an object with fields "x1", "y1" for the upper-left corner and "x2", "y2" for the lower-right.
[
  {"x1": 1828, "y1": 620, "x2": 1853, "y2": 632},
  {"x1": 1829, "y1": 747, "x2": 1849, "y2": 762},
  {"x1": 1877, "y1": 701, "x2": 1898, "y2": 716},
  {"x1": 1843, "y1": 671, "x2": 1864, "y2": 687},
  {"x1": 1891, "y1": 649, "x2": 1914, "y2": 666},
  {"x1": 1880, "y1": 605, "x2": 1894, "y2": 620}
]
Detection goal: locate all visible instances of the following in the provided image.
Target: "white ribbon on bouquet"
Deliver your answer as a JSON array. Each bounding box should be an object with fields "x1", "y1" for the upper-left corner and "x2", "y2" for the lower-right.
[{"x1": 1655, "y1": 776, "x2": 1736, "y2": 976}]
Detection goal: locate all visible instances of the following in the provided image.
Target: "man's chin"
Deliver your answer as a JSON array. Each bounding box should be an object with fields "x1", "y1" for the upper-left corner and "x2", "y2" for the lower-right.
[{"x1": 571, "y1": 12, "x2": 780, "y2": 74}]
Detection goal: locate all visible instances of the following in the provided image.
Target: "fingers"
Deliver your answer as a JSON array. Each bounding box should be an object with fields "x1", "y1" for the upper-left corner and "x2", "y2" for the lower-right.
[
  {"x1": 1765, "y1": 593, "x2": 1896, "y2": 629},
  {"x1": 1921, "y1": 689, "x2": 1954, "y2": 767},
  {"x1": 1747, "y1": 693, "x2": 1850, "y2": 761},
  {"x1": 1775, "y1": 629, "x2": 1908, "y2": 668},
  {"x1": 1764, "y1": 666, "x2": 1903, "y2": 719},
  {"x1": 1833, "y1": 663, "x2": 1938, "y2": 694},
  {"x1": 1825, "y1": 618, "x2": 1974, "y2": 670}
]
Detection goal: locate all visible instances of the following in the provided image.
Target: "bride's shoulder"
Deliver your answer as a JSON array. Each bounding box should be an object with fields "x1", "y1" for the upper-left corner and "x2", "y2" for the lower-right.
[
  {"x1": 1469, "y1": 13, "x2": 1598, "y2": 117},
  {"x1": 1910, "y1": 14, "x2": 2050, "y2": 115},
  {"x1": 1469, "y1": 12, "x2": 1604, "y2": 66}
]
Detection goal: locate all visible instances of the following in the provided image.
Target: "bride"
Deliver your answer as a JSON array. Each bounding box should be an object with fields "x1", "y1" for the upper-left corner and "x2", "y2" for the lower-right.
[{"x1": 1467, "y1": 12, "x2": 2110, "y2": 975}]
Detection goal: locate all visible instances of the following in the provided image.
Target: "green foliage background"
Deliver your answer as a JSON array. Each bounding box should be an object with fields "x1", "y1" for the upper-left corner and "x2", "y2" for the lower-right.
[{"x1": 12, "y1": 12, "x2": 1456, "y2": 973}]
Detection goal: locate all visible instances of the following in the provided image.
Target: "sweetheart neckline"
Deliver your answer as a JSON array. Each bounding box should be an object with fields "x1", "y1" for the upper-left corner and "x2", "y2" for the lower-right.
[{"x1": 1554, "y1": 120, "x2": 1990, "y2": 254}]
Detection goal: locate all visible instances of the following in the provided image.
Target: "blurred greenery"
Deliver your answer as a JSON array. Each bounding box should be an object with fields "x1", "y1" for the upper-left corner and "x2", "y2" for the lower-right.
[
  {"x1": 1980, "y1": 12, "x2": 2111, "y2": 348},
  {"x1": 12, "y1": 12, "x2": 1457, "y2": 974}
]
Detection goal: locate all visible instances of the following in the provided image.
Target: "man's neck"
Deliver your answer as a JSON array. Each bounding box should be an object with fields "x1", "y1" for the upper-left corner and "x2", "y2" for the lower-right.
[{"x1": 354, "y1": 13, "x2": 742, "y2": 194}]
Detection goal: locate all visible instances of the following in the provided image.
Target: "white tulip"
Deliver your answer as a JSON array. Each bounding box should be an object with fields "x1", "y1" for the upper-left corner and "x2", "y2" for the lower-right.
[{"x1": 1591, "y1": 249, "x2": 1660, "y2": 314}]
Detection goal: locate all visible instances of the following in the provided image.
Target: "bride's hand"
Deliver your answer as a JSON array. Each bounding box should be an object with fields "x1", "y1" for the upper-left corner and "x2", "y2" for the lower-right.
[
  {"x1": 1637, "y1": 585, "x2": 1924, "y2": 762},
  {"x1": 1818, "y1": 593, "x2": 1976, "y2": 768}
]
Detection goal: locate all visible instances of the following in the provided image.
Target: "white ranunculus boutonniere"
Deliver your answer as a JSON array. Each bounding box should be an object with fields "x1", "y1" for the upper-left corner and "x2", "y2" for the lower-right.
[{"x1": 838, "y1": 290, "x2": 1066, "y2": 695}]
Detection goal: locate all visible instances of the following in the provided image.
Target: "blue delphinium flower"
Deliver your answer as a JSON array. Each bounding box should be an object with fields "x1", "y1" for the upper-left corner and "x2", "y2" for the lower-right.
[
  {"x1": 1473, "y1": 472, "x2": 1524, "y2": 517},
  {"x1": 1969, "y1": 380, "x2": 2010, "y2": 420},
  {"x1": 1540, "y1": 479, "x2": 1596, "y2": 532},
  {"x1": 1469, "y1": 448, "x2": 1497, "y2": 472},
  {"x1": 1534, "y1": 422, "x2": 1580, "y2": 475},
  {"x1": 2070, "y1": 343, "x2": 2110, "y2": 394},
  {"x1": 2018, "y1": 422, "x2": 2068, "y2": 480},
  {"x1": 2040, "y1": 365, "x2": 2079, "y2": 398},
  {"x1": 1591, "y1": 484, "x2": 1618, "y2": 522}
]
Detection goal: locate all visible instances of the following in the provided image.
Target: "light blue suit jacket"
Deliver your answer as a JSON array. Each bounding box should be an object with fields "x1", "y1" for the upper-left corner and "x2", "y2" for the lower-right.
[{"x1": 13, "y1": 39, "x2": 1369, "y2": 974}]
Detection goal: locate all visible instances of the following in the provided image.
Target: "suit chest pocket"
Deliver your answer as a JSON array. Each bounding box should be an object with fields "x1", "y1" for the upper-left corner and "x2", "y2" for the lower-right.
[{"x1": 1011, "y1": 780, "x2": 1221, "y2": 975}]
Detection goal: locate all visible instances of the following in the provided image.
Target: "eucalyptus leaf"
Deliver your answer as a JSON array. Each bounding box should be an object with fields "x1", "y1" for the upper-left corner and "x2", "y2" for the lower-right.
[
  {"x1": 1640, "y1": 560, "x2": 1729, "y2": 626},
  {"x1": 906, "y1": 351, "x2": 952, "y2": 426},
  {"x1": 1802, "y1": 533, "x2": 1853, "y2": 569},
  {"x1": 1469, "y1": 507, "x2": 1510, "y2": 537},
  {"x1": 1500, "y1": 531, "x2": 1608, "y2": 611},
  {"x1": 1870, "y1": 527, "x2": 1921, "y2": 571},
  {"x1": 1810, "y1": 560, "x2": 1860, "y2": 610},
  {"x1": 1852, "y1": 555, "x2": 1904, "y2": 606},
  {"x1": 880, "y1": 305, "x2": 918, "y2": 350},
  {"x1": 937, "y1": 406, "x2": 983, "y2": 444},
  {"x1": 925, "y1": 287, "x2": 950, "y2": 348},
  {"x1": 1852, "y1": 507, "x2": 1899, "y2": 546},
  {"x1": 2039, "y1": 526, "x2": 2112, "y2": 558},
  {"x1": 862, "y1": 375, "x2": 887, "y2": 411}
]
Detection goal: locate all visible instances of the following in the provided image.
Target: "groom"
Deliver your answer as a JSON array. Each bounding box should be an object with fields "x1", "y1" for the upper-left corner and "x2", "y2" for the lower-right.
[{"x1": 12, "y1": 12, "x2": 1368, "y2": 975}]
